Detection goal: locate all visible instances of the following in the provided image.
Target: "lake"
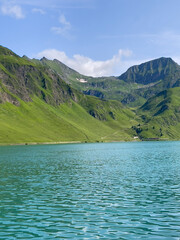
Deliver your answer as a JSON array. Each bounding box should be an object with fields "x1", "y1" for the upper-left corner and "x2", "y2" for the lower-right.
[{"x1": 0, "y1": 141, "x2": 180, "y2": 239}]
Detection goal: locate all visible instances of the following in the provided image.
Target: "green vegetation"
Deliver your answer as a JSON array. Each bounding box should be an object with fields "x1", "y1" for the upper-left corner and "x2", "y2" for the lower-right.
[
  {"x1": 132, "y1": 87, "x2": 180, "y2": 140},
  {"x1": 0, "y1": 96, "x2": 138, "y2": 144},
  {"x1": 38, "y1": 56, "x2": 180, "y2": 107},
  {"x1": 0, "y1": 45, "x2": 180, "y2": 144},
  {"x1": 0, "y1": 45, "x2": 140, "y2": 144}
]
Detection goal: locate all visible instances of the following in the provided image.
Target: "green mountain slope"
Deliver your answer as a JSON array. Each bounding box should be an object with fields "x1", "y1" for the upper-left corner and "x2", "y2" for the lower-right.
[
  {"x1": 132, "y1": 87, "x2": 180, "y2": 140},
  {"x1": 0, "y1": 46, "x2": 139, "y2": 144},
  {"x1": 1, "y1": 45, "x2": 180, "y2": 143},
  {"x1": 0, "y1": 97, "x2": 138, "y2": 144},
  {"x1": 119, "y1": 57, "x2": 180, "y2": 106},
  {"x1": 119, "y1": 57, "x2": 179, "y2": 85},
  {"x1": 34, "y1": 57, "x2": 127, "y2": 102},
  {"x1": 35, "y1": 56, "x2": 180, "y2": 107}
]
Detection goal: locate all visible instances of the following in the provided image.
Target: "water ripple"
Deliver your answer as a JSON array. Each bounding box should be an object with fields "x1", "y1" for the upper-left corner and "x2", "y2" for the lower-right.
[{"x1": 0, "y1": 141, "x2": 180, "y2": 239}]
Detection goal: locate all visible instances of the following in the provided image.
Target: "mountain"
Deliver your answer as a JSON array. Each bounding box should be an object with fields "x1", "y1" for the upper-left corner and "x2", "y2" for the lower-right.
[
  {"x1": 0, "y1": 45, "x2": 180, "y2": 143},
  {"x1": 33, "y1": 57, "x2": 120, "y2": 100},
  {"x1": 118, "y1": 57, "x2": 180, "y2": 106},
  {"x1": 0, "y1": 47, "x2": 77, "y2": 106},
  {"x1": 36, "y1": 56, "x2": 180, "y2": 107},
  {"x1": 0, "y1": 46, "x2": 138, "y2": 144},
  {"x1": 119, "y1": 57, "x2": 179, "y2": 85}
]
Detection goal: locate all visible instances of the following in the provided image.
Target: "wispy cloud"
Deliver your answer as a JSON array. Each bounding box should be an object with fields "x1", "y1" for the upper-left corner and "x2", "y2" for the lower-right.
[
  {"x1": 99, "y1": 31, "x2": 180, "y2": 46},
  {"x1": 51, "y1": 14, "x2": 71, "y2": 38},
  {"x1": 36, "y1": 48, "x2": 142, "y2": 77},
  {"x1": 148, "y1": 31, "x2": 180, "y2": 47},
  {"x1": 32, "y1": 8, "x2": 45, "y2": 14},
  {"x1": 1, "y1": 3, "x2": 25, "y2": 19},
  {"x1": 0, "y1": 0, "x2": 93, "y2": 19},
  {"x1": 0, "y1": 0, "x2": 93, "y2": 9}
]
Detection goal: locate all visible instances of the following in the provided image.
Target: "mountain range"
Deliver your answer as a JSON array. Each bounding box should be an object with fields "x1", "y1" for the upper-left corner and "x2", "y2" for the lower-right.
[
  {"x1": 0, "y1": 45, "x2": 180, "y2": 144},
  {"x1": 37, "y1": 56, "x2": 180, "y2": 107}
]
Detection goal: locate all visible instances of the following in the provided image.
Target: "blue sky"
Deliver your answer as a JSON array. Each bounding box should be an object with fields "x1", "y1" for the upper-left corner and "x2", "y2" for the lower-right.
[{"x1": 1, "y1": 0, "x2": 180, "y2": 76}]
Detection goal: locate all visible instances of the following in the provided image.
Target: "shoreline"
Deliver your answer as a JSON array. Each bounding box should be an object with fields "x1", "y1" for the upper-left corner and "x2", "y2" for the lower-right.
[
  {"x1": 0, "y1": 138, "x2": 178, "y2": 147},
  {"x1": 0, "y1": 141, "x2": 82, "y2": 146}
]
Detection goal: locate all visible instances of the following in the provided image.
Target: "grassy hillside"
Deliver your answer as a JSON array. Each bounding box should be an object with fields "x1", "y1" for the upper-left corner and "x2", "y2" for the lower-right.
[
  {"x1": 0, "y1": 45, "x2": 139, "y2": 144},
  {"x1": 0, "y1": 96, "x2": 139, "y2": 144},
  {"x1": 132, "y1": 87, "x2": 180, "y2": 140}
]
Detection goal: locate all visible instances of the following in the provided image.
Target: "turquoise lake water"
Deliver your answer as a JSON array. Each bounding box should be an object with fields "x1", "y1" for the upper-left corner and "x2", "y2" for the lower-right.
[{"x1": 0, "y1": 141, "x2": 180, "y2": 239}]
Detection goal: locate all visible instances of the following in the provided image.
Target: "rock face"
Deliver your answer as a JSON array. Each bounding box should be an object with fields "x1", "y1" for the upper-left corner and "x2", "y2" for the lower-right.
[
  {"x1": 83, "y1": 89, "x2": 104, "y2": 99},
  {"x1": 0, "y1": 46, "x2": 78, "y2": 106}
]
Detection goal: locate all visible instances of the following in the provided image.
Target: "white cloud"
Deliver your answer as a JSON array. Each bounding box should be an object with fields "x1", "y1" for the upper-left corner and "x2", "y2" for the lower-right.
[
  {"x1": 0, "y1": 0, "x2": 94, "y2": 9},
  {"x1": 171, "y1": 56, "x2": 180, "y2": 65},
  {"x1": 51, "y1": 14, "x2": 71, "y2": 37},
  {"x1": 1, "y1": 3, "x2": 25, "y2": 19},
  {"x1": 59, "y1": 14, "x2": 70, "y2": 27},
  {"x1": 36, "y1": 48, "x2": 141, "y2": 77},
  {"x1": 32, "y1": 8, "x2": 45, "y2": 14},
  {"x1": 0, "y1": 0, "x2": 93, "y2": 8}
]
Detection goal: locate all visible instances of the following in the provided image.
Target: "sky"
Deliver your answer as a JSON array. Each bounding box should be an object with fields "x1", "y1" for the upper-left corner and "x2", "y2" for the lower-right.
[{"x1": 1, "y1": 0, "x2": 180, "y2": 77}]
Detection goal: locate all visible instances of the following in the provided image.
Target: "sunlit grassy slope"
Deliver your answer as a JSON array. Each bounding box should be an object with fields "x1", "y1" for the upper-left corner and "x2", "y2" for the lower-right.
[{"x1": 0, "y1": 96, "x2": 138, "y2": 144}]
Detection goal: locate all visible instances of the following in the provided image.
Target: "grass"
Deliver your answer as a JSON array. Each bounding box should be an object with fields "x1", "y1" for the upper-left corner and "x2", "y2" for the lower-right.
[
  {"x1": 133, "y1": 87, "x2": 180, "y2": 140},
  {"x1": 0, "y1": 96, "x2": 139, "y2": 144}
]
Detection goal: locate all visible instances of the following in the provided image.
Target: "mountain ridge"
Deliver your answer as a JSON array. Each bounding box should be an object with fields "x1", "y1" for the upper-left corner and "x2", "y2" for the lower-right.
[
  {"x1": 0, "y1": 45, "x2": 180, "y2": 143},
  {"x1": 118, "y1": 57, "x2": 179, "y2": 84},
  {"x1": 37, "y1": 54, "x2": 180, "y2": 107}
]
